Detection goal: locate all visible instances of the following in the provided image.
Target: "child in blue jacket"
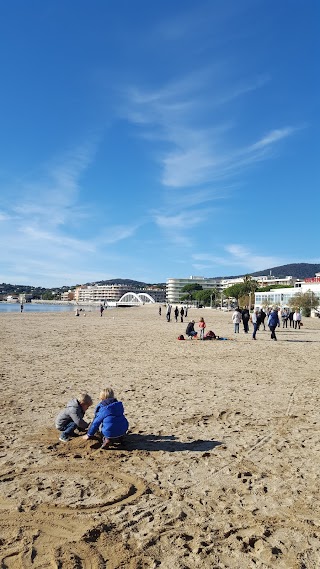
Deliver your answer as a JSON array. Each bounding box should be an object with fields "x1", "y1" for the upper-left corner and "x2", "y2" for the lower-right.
[{"x1": 83, "y1": 388, "x2": 129, "y2": 448}]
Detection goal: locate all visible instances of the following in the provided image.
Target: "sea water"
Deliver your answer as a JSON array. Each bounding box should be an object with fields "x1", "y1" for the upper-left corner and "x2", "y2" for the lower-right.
[
  {"x1": 0, "y1": 303, "x2": 116, "y2": 313},
  {"x1": 0, "y1": 303, "x2": 79, "y2": 313}
]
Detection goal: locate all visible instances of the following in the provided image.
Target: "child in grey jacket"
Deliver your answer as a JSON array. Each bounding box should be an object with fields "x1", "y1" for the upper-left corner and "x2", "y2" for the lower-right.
[{"x1": 55, "y1": 392, "x2": 93, "y2": 442}]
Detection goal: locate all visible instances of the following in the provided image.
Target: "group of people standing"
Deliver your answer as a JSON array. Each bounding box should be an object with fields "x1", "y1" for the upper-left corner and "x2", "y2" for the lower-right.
[
  {"x1": 165, "y1": 304, "x2": 188, "y2": 322},
  {"x1": 232, "y1": 306, "x2": 303, "y2": 341},
  {"x1": 280, "y1": 308, "x2": 302, "y2": 329}
]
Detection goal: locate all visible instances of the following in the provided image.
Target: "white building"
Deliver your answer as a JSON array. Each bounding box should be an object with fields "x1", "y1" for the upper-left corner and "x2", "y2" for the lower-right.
[
  {"x1": 74, "y1": 284, "x2": 130, "y2": 303},
  {"x1": 74, "y1": 284, "x2": 165, "y2": 304},
  {"x1": 166, "y1": 274, "x2": 297, "y2": 304},
  {"x1": 254, "y1": 276, "x2": 320, "y2": 310},
  {"x1": 166, "y1": 276, "x2": 220, "y2": 303}
]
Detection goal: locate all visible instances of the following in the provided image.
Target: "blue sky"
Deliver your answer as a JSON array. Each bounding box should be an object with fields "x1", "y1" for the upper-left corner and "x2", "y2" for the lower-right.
[{"x1": 0, "y1": 0, "x2": 319, "y2": 287}]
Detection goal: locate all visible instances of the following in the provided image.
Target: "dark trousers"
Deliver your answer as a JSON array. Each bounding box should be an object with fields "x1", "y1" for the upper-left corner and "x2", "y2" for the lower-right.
[
  {"x1": 243, "y1": 319, "x2": 249, "y2": 333},
  {"x1": 294, "y1": 321, "x2": 300, "y2": 329},
  {"x1": 270, "y1": 325, "x2": 277, "y2": 340},
  {"x1": 282, "y1": 319, "x2": 288, "y2": 328},
  {"x1": 252, "y1": 323, "x2": 259, "y2": 339}
]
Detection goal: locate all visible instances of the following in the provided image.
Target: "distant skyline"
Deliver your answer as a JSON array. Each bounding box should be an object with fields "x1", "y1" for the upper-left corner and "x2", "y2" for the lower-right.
[{"x1": 0, "y1": 1, "x2": 319, "y2": 287}]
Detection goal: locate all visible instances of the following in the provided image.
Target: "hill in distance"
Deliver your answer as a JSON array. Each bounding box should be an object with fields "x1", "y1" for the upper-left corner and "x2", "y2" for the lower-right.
[
  {"x1": 87, "y1": 278, "x2": 154, "y2": 288},
  {"x1": 249, "y1": 263, "x2": 320, "y2": 280},
  {"x1": 215, "y1": 263, "x2": 320, "y2": 280}
]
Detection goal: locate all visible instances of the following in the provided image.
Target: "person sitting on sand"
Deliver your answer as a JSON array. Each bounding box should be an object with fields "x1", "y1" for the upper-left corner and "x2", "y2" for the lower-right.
[
  {"x1": 185, "y1": 320, "x2": 197, "y2": 338},
  {"x1": 83, "y1": 387, "x2": 129, "y2": 449},
  {"x1": 55, "y1": 392, "x2": 93, "y2": 442}
]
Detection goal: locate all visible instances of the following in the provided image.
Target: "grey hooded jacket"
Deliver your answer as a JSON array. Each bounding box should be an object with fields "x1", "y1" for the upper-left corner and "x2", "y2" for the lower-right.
[{"x1": 55, "y1": 398, "x2": 89, "y2": 431}]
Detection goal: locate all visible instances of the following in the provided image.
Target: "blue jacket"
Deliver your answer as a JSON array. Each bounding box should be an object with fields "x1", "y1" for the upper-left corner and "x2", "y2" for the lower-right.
[
  {"x1": 268, "y1": 310, "x2": 280, "y2": 327},
  {"x1": 87, "y1": 398, "x2": 129, "y2": 438}
]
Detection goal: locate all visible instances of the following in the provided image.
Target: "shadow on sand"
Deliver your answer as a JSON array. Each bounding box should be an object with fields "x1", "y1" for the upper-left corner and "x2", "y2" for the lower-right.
[
  {"x1": 91, "y1": 433, "x2": 223, "y2": 452},
  {"x1": 283, "y1": 339, "x2": 320, "y2": 343}
]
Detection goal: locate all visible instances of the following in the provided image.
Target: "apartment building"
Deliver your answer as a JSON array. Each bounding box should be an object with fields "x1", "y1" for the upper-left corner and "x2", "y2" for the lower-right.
[
  {"x1": 74, "y1": 284, "x2": 166, "y2": 304},
  {"x1": 60, "y1": 290, "x2": 75, "y2": 301},
  {"x1": 166, "y1": 276, "x2": 220, "y2": 304},
  {"x1": 74, "y1": 284, "x2": 130, "y2": 303}
]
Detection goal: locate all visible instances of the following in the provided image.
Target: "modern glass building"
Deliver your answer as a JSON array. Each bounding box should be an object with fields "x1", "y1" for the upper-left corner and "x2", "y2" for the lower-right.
[{"x1": 254, "y1": 276, "x2": 320, "y2": 309}]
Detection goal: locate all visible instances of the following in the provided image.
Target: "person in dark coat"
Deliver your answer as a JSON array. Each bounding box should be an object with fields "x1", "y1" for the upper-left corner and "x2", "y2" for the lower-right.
[
  {"x1": 259, "y1": 308, "x2": 266, "y2": 330},
  {"x1": 185, "y1": 320, "x2": 197, "y2": 338},
  {"x1": 268, "y1": 308, "x2": 280, "y2": 341},
  {"x1": 288, "y1": 310, "x2": 294, "y2": 327},
  {"x1": 241, "y1": 306, "x2": 250, "y2": 333}
]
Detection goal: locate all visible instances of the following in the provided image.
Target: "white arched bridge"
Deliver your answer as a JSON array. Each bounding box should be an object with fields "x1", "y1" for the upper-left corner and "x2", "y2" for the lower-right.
[{"x1": 117, "y1": 292, "x2": 156, "y2": 306}]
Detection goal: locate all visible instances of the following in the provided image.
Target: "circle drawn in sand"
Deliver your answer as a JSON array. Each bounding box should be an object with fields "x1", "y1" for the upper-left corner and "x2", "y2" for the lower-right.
[{"x1": 0, "y1": 464, "x2": 145, "y2": 513}]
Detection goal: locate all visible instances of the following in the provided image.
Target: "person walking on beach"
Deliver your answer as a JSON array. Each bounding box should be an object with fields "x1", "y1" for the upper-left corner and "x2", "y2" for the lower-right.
[
  {"x1": 174, "y1": 306, "x2": 179, "y2": 322},
  {"x1": 281, "y1": 308, "x2": 289, "y2": 328},
  {"x1": 100, "y1": 305, "x2": 104, "y2": 317},
  {"x1": 166, "y1": 304, "x2": 172, "y2": 322},
  {"x1": 180, "y1": 306, "x2": 185, "y2": 323},
  {"x1": 259, "y1": 308, "x2": 266, "y2": 330},
  {"x1": 185, "y1": 307, "x2": 188, "y2": 318},
  {"x1": 241, "y1": 306, "x2": 250, "y2": 333},
  {"x1": 232, "y1": 308, "x2": 242, "y2": 333},
  {"x1": 55, "y1": 393, "x2": 93, "y2": 442},
  {"x1": 20, "y1": 304, "x2": 24, "y2": 313},
  {"x1": 268, "y1": 308, "x2": 280, "y2": 341},
  {"x1": 251, "y1": 309, "x2": 260, "y2": 340},
  {"x1": 293, "y1": 309, "x2": 302, "y2": 329},
  {"x1": 158, "y1": 306, "x2": 161, "y2": 316},
  {"x1": 198, "y1": 317, "x2": 206, "y2": 340},
  {"x1": 288, "y1": 310, "x2": 294, "y2": 327}
]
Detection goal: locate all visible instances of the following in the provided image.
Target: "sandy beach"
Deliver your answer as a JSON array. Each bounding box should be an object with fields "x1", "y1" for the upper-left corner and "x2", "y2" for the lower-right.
[{"x1": 0, "y1": 305, "x2": 319, "y2": 568}]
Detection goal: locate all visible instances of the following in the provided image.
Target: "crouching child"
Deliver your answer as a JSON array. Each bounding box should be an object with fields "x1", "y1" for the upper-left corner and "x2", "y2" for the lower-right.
[
  {"x1": 83, "y1": 387, "x2": 129, "y2": 449},
  {"x1": 55, "y1": 392, "x2": 93, "y2": 442}
]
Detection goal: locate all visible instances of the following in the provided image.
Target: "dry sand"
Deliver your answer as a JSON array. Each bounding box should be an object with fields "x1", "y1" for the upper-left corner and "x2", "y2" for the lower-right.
[{"x1": 0, "y1": 305, "x2": 319, "y2": 569}]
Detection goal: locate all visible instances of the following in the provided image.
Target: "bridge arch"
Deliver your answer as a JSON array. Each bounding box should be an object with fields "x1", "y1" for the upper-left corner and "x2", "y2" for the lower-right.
[{"x1": 118, "y1": 291, "x2": 156, "y2": 305}]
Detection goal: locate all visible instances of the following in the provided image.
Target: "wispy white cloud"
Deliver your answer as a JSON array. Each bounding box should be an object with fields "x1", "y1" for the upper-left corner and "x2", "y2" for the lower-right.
[
  {"x1": 155, "y1": 210, "x2": 207, "y2": 230},
  {"x1": 99, "y1": 224, "x2": 139, "y2": 245},
  {"x1": 20, "y1": 226, "x2": 96, "y2": 253},
  {"x1": 225, "y1": 244, "x2": 282, "y2": 270},
  {"x1": 0, "y1": 140, "x2": 142, "y2": 286},
  {"x1": 193, "y1": 244, "x2": 283, "y2": 273},
  {"x1": 154, "y1": 210, "x2": 209, "y2": 246},
  {"x1": 250, "y1": 127, "x2": 297, "y2": 150},
  {"x1": 0, "y1": 211, "x2": 14, "y2": 221},
  {"x1": 120, "y1": 71, "x2": 296, "y2": 191}
]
